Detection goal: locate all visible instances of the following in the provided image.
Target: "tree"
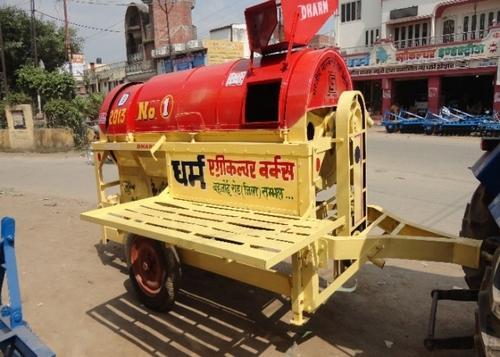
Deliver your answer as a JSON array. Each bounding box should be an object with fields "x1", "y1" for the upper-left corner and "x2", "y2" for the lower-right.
[
  {"x1": 0, "y1": 6, "x2": 83, "y2": 88},
  {"x1": 16, "y1": 65, "x2": 75, "y2": 103}
]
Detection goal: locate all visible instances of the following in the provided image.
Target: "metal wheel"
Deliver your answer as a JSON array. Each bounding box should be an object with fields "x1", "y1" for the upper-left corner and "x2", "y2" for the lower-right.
[{"x1": 128, "y1": 236, "x2": 180, "y2": 311}]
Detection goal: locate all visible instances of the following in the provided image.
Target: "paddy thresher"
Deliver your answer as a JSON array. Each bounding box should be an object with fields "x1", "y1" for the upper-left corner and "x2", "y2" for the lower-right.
[{"x1": 81, "y1": 0, "x2": 500, "y2": 353}]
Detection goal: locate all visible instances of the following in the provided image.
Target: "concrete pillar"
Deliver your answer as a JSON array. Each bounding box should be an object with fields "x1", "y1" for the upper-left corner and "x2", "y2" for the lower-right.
[
  {"x1": 382, "y1": 78, "x2": 393, "y2": 113},
  {"x1": 428, "y1": 76, "x2": 441, "y2": 114}
]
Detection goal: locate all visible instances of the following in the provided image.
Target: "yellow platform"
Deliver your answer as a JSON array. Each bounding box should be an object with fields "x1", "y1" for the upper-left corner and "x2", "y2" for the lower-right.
[{"x1": 81, "y1": 194, "x2": 343, "y2": 270}]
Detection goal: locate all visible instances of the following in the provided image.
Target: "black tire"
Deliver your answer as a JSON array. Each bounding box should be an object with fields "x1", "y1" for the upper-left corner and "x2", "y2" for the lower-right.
[
  {"x1": 460, "y1": 185, "x2": 500, "y2": 289},
  {"x1": 128, "y1": 236, "x2": 181, "y2": 311},
  {"x1": 424, "y1": 126, "x2": 434, "y2": 135},
  {"x1": 475, "y1": 243, "x2": 500, "y2": 356}
]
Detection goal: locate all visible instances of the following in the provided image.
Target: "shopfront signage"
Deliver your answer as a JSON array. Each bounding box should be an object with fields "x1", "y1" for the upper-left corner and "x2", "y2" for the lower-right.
[{"x1": 350, "y1": 58, "x2": 497, "y2": 77}]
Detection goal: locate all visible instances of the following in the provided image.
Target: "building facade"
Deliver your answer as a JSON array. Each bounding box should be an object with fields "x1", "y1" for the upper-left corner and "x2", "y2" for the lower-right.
[
  {"x1": 335, "y1": 0, "x2": 500, "y2": 116},
  {"x1": 85, "y1": 61, "x2": 127, "y2": 95},
  {"x1": 124, "y1": 1, "x2": 206, "y2": 81},
  {"x1": 203, "y1": 24, "x2": 250, "y2": 65}
]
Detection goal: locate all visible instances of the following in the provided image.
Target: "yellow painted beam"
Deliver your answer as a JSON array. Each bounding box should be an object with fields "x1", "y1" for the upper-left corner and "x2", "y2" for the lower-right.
[
  {"x1": 179, "y1": 249, "x2": 291, "y2": 296},
  {"x1": 327, "y1": 235, "x2": 481, "y2": 269}
]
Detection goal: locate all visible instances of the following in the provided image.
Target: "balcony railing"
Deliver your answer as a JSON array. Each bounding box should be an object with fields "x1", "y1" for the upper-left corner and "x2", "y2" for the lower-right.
[
  {"x1": 126, "y1": 60, "x2": 155, "y2": 75},
  {"x1": 84, "y1": 61, "x2": 127, "y2": 79},
  {"x1": 393, "y1": 30, "x2": 493, "y2": 49},
  {"x1": 341, "y1": 28, "x2": 495, "y2": 56}
]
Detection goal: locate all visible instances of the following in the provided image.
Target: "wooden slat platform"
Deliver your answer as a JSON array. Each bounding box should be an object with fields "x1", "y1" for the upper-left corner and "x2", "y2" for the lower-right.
[{"x1": 81, "y1": 195, "x2": 343, "y2": 269}]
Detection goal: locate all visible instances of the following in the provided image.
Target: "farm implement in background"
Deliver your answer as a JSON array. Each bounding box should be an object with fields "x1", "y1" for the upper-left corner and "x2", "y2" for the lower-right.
[{"x1": 383, "y1": 107, "x2": 500, "y2": 136}]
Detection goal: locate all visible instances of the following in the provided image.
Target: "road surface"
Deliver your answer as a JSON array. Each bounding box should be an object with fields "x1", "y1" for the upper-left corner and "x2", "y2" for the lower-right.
[{"x1": 0, "y1": 129, "x2": 483, "y2": 356}]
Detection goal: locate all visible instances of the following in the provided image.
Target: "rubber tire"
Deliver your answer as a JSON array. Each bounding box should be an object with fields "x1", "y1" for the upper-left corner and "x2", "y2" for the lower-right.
[
  {"x1": 460, "y1": 185, "x2": 500, "y2": 289},
  {"x1": 127, "y1": 236, "x2": 181, "y2": 312}
]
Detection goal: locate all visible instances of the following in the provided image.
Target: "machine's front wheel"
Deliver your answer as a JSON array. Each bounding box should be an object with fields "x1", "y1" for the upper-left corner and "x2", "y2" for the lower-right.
[
  {"x1": 460, "y1": 185, "x2": 500, "y2": 288},
  {"x1": 128, "y1": 236, "x2": 180, "y2": 311}
]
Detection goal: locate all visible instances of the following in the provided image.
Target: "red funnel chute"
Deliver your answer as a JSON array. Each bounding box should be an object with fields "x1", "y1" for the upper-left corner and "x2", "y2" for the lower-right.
[
  {"x1": 281, "y1": 0, "x2": 338, "y2": 45},
  {"x1": 245, "y1": 0, "x2": 338, "y2": 54}
]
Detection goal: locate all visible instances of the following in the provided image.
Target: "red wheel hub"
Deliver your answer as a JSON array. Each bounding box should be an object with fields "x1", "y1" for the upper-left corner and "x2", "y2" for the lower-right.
[{"x1": 130, "y1": 238, "x2": 165, "y2": 297}]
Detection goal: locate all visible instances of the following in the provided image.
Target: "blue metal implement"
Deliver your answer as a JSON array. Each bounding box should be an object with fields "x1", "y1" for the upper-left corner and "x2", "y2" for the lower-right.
[
  {"x1": 382, "y1": 107, "x2": 500, "y2": 137},
  {"x1": 0, "y1": 217, "x2": 55, "y2": 357}
]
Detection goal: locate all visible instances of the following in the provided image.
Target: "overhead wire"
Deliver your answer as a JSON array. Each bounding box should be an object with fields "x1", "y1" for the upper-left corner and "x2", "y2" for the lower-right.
[
  {"x1": 84, "y1": 19, "x2": 122, "y2": 41},
  {"x1": 69, "y1": 0, "x2": 128, "y2": 7},
  {"x1": 35, "y1": 9, "x2": 122, "y2": 33}
]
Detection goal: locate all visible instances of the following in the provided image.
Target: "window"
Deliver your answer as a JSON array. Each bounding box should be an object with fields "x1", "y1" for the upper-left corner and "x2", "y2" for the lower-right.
[
  {"x1": 497, "y1": 11, "x2": 500, "y2": 24},
  {"x1": 365, "y1": 28, "x2": 379, "y2": 47},
  {"x1": 463, "y1": 16, "x2": 469, "y2": 40},
  {"x1": 414, "y1": 24, "x2": 420, "y2": 45},
  {"x1": 479, "y1": 13, "x2": 485, "y2": 38},
  {"x1": 400, "y1": 26, "x2": 406, "y2": 48},
  {"x1": 443, "y1": 19, "x2": 455, "y2": 43},
  {"x1": 12, "y1": 111, "x2": 26, "y2": 130},
  {"x1": 408, "y1": 25, "x2": 413, "y2": 47},
  {"x1": 394, "y1": 27, "x2": 400, "y2": 42},
  {"x1": 340, "y1": 1, "x2": 361, "y2": 22},
  {"x1": 422, "y1": 23, "x2": 428, "y2": 45},
  {"x1": 488, "y1": 12, "x2": 494, "y2": 27},
  {"x1": 471, "y1": 14, "x2": 477, "y2": 39}
]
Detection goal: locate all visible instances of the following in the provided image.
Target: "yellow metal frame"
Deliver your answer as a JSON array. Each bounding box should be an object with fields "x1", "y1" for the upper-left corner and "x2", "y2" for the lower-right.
[{"x1": 82, "y1": 91, "x2": 482, "y2": 326}]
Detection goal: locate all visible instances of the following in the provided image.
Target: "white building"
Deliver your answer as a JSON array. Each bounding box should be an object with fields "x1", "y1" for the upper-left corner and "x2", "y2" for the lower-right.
[{"x1": 334, "y1": 0, "x2": 500, "y2": 116}]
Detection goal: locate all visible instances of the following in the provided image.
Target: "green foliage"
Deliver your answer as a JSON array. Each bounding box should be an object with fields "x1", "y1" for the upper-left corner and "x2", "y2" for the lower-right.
[
  {"x1": 73, "y1": 92, "x2": 104, "y2": 122},
  {"x1": 43, "y1": 99, "x2": 84, "y2": 145},
  {"x1": 0, "y1": 6, "x2": 83, "y2": 87},
  {"x1": 43, "y1": 93, "x2": 103, "y2": 146},
  {"x1": 16, "y1": 65, "x2": 75, "y2": 103},
  {"x1": 14, "y1": 66, "x2": 45, "y2": 99},
  {"x1": 40, "y1": 70, "x2": 76, "y2": 101},
  {"x1": 4, "y1": 91, "x2": 32, "y2": 105}
]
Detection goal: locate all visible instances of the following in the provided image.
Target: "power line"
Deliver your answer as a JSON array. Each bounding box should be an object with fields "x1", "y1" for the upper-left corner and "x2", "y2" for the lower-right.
[
  {"x1": 69, "y1": 0, "x2": 128, "y2": 7},
  {"x1": 83, "y1": 20, "x2": 122, "y2": 41},
  {"x1": 35, "y1": 9, "x2": 122, "y2": 33}
]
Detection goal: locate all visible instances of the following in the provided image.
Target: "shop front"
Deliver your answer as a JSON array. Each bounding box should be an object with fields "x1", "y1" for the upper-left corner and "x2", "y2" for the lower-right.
[{"x1": 346, "y1": 24, "x2": 500, "y2": 116}]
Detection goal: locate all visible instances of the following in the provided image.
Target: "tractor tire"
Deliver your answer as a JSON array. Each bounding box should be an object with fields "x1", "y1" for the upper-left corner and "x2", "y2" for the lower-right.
[
  {"x1": 460, "y1": 185, "x2": 500, "y2": 289},
  {"x1": 128, "y1": 236, "x2": 181, "y2": 311},
  {"x1": 475, "y1": 244, "x2": 500, "y2": 356}
]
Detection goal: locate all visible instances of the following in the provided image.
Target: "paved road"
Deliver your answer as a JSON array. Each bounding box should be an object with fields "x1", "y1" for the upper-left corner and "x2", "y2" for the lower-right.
[
  {"x1": 0, "y1": 129, "x2": 484, "y2": 356},
  {"x1": 0, "y1": 128, "x2": 482, "y2": 234}
]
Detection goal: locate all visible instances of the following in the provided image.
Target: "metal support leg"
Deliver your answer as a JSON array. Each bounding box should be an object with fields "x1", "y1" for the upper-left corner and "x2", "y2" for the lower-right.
[
  {"x1": 291, "y1": 252, "x2": 306, "y2": 326},
  {"x1": 425, "y1": 289, "x2": 478, "y2": 350}
]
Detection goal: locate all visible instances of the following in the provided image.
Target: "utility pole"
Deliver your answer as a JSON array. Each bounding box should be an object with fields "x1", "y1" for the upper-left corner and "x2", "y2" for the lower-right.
[
  {"x1": 0, "y1": 21, "x2": 8, "y2": 96},
  {"x1": 63, "y1": 0, "x2": 73, "y2": 75},
  {"x1": 30, "y1": 0, "x2": 38, "y2": 65}
]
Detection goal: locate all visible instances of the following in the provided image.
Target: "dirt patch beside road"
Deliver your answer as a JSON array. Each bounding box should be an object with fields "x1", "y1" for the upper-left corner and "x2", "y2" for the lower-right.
[{"x1": 0, "y1": 188, "x2": 475, "y2": 356}]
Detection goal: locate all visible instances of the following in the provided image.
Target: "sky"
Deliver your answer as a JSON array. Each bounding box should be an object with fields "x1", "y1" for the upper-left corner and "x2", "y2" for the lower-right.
[{"x1": 1, "y1": 0, "x2": 268, "y2": 64}]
